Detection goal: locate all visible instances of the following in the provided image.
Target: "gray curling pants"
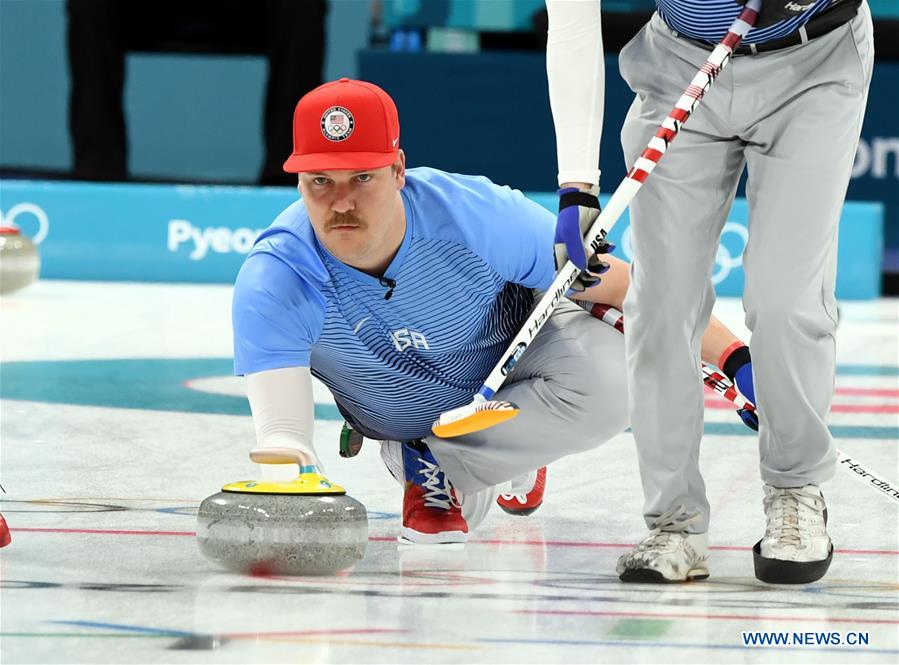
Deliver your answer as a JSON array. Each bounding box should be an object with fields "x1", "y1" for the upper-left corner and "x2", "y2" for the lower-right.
[
  {"x1": 427, "y1": 299, "x2": 630, "y2": 495},
  {"x1": 620, "y1": 7, "x2": 874, "y2": 532}
]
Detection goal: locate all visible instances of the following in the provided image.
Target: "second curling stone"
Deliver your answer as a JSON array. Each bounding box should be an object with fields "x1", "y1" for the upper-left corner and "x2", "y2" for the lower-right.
[{"x1": 0, "y1": 226, "x2": 40, "y2": 295}]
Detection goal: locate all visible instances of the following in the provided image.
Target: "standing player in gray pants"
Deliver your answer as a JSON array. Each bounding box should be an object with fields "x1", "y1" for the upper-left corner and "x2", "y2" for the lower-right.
[{"x1": 545, "y1": 0, "x2": 874, "y2": 583}]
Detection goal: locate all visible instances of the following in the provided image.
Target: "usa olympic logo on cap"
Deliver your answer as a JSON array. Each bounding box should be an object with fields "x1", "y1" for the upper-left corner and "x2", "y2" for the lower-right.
[{"x1": 321, "y1": 106, "x2": 354, "y2": 142}]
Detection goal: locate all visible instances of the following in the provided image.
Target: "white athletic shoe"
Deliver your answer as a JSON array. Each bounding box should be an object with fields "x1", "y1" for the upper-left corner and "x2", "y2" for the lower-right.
[
  {"x1": 753, "y1": 484, "x2": 833, "y2": 584},
  {"x1": 616, "y1": 507, "x2": 709, "y2": 583},
  {"x1": 379, "y1": 439, "x2": 404, "y2": 486}
]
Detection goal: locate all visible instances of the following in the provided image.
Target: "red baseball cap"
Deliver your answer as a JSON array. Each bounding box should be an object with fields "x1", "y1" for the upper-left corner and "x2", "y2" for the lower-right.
[{"x1": 283, "y1": 78, "x2": 401, "y2": 173}]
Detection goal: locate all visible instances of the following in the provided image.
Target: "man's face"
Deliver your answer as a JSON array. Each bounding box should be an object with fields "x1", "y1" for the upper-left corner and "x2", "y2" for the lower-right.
[{"x1": 299, "y1": 153, "x2": 406, "y2": 270}]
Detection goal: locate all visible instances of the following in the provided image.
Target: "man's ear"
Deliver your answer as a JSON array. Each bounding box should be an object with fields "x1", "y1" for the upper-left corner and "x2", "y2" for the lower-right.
[{"x1": 393, "y1": 150, "x2": 406, "y2": 189}]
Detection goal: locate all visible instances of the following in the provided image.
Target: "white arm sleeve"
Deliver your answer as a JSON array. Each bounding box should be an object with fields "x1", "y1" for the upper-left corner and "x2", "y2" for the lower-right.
[
  {"x1": 546, "y1": 0, "x2": 605, "y2": 187},
  {"x1": 245, "y1": 366, "x2": 322, "y2": 474}
]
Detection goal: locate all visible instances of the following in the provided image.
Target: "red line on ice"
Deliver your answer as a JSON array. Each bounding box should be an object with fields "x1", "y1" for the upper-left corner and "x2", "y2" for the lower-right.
[
  {"x1": 835, "y1": 387, "x2": 899, "y2": 397},
  {"x1": 704, "y1": 398, "x2": 898, "y2": 414},
  {"x1": 13, "y1": 528, "x2": 898, "y2": 555},
  {"x1": 13, "y1": 527, "x2": 195, "y2": 536}
]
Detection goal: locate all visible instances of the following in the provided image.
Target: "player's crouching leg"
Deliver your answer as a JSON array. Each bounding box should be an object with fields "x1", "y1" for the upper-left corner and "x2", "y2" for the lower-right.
[
  {"x1": 454, "y1": 304, "x2": 629, "y2": 507},
  {"x1": 490, "y1": 309, "x2": 629, "y2": 516},
  {"x1": 382, "y1": 303, "x2": 631, "y2": 545}
]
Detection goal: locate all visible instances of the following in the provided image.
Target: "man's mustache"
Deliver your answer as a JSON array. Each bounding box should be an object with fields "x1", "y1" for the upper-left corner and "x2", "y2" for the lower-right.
[{"x1": 326, "y1": 212, "x2": 365, "y2": 230}]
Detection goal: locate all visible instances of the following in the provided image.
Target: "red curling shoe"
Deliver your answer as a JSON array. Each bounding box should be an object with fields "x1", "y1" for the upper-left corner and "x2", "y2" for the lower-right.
[
  {"x1": 0, "y1": 513, "x2": 11, "y2": 548},
  {"x1": 399, "y1": 441, "x2": 468, "y2": 545},
  {"x1": 497, "y1": 467, "x2": 547, "y2": 516}
]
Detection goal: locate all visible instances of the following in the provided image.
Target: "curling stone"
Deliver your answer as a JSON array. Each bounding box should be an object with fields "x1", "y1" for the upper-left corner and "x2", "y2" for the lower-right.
[
  {"x1": 197, "y1": 448, "x2": 368, "y2": 576},
  {"x1": 0, "y1": 226, "x2": 40, "y2": 295}
]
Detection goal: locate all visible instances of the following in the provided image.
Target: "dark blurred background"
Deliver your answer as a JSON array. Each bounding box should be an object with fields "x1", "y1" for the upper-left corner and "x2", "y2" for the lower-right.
[{"x1": 1, "y1": 0, "x2": 897, "y2": 288}]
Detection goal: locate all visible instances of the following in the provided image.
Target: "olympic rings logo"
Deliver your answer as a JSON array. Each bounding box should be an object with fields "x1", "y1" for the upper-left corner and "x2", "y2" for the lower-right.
[
  {"x1": 0, "y1": 202, "x2": 49, "y2": 245},
  {"x1": 619, "y1": 220, "x2": 748, "y2": 285},
  {"x1": 712, "y1": 222, "x2": 748, "y2": 284}
]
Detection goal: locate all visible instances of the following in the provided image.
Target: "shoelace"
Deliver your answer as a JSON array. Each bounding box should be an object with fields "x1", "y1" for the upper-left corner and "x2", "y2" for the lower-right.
[
  {"x1": 764, "y1": 487, "x2": 824, "y2": 548},
  {"x1": 499, "y1": 493, "x2": 528, "y2": 504},
  {"x1": 634, "y1": 505, "x2": 701, "y2": 552},
  {"x1": 417, "y1": 456, "x2": 458, "y2": 511},
  {"x1": 500, "y1": 470, "x2": 538, "y2": 504}
]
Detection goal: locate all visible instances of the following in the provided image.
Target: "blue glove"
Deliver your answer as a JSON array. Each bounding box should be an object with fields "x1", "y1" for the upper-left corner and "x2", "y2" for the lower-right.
[
  {"x1": 554, "y1": 187, "x2": 614, "y2": 291},
  {"x1": 722, "y1": 344, "x2": 758, "y2": 431},
  {"x1": 738, "y1": 408, "x2": 759, "y2": 431}
]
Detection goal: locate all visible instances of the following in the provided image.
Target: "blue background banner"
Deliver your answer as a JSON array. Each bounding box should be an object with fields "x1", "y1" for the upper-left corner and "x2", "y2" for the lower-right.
[
  {"x1": 1, "y1": 6, "x2": 895, "y2": 272},
  {"x1": 0, "y1": 180, "x2": 883, "y2": 298}
]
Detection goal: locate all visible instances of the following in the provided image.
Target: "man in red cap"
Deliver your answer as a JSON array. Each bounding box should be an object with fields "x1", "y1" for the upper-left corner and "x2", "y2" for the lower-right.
[{"x1": 231, "y1": 78, "x2": 751, "y2": 545}]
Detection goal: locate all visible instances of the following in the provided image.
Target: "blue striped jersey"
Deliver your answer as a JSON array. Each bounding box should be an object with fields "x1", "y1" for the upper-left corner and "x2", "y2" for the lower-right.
[
  {"x1": 656, "y1": 0, "x2": 834, "y2": 43},
  {"x1": 232, "y1": 167, "x2": 556, "y2": 441}
]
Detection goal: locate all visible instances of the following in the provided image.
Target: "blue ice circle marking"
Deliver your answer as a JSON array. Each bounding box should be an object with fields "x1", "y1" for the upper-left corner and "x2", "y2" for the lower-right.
[
  {"x1": 156, "y1": 506, "x2": 199, "y2": 516},
  {"x1": 0, "y1": 358, "x2": 341, "y2": 420},
  {"x1": 366, "y1": 511, "x2": 399, "y2": 520}
]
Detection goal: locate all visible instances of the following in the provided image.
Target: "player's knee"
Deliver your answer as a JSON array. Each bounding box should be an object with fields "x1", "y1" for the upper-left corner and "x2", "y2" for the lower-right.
[
  {"x1": 627, "y1": 274, "x2": 714, "y2": 325},
  {"x1": 745, "y1": 292, "x2": 837, "y2": 338}
]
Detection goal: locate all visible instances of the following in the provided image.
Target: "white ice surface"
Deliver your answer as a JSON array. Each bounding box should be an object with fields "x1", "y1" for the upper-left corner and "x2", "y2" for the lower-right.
[{"x1": 1, "y1": 281, "x2": 897, "y2": 664}]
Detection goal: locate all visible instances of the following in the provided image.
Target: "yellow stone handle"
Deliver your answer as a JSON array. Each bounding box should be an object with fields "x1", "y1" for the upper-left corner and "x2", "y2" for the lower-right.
[{"x1": 226, "y1": 447, "x2": 347, "y2": 494}]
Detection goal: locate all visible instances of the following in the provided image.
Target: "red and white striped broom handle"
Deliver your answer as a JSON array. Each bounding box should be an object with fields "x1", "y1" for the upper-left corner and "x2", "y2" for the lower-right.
[{"x1": 477, "y1": 0, "x2": 761, "y2": 399}]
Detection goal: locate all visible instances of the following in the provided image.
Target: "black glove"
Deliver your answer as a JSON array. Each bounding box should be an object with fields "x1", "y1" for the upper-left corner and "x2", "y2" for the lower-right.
[{"x1": 735, "y1": 0, "x2": 817, "y2": 29}]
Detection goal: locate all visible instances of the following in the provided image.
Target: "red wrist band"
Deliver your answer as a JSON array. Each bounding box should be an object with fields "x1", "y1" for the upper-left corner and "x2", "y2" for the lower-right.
[{"x1": 718, "y1": 341, "x2": 747, "y2": 371}]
